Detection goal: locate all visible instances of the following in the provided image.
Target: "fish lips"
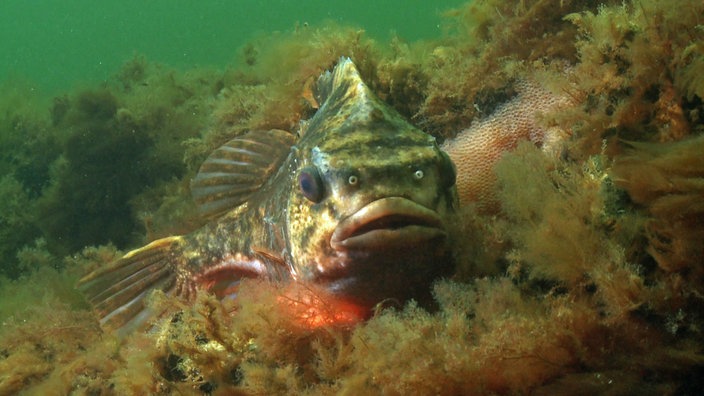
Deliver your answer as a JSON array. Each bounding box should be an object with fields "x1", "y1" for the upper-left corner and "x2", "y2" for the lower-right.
[{"x1": 330, "y1": 197, "x2": 448, "y2": 251}]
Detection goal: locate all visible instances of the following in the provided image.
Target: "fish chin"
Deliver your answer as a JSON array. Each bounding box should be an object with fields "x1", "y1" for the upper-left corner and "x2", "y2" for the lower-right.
[
  {"x1": 323, "y1": 197, "x2": 452, "y2": 308},
  {"x1": 320, "y1": 241, "x2": 453, "y2": 309},
  {"x1": 330, "y1": 197, "x2": 447, "y2": 251}
]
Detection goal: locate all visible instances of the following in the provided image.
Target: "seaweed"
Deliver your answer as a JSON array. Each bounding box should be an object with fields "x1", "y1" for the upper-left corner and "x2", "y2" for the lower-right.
[
  {"x1": 0, "y1": 81, "x2": 58, "y2": 279},
  {"x1": 33, "y1": 60, "x2": 222, "y2": 257},
  {"x1": 416, "y1": 0, "x2": 605, "y2": 137},
  {"x1": 0, "y1": 177, "x2": 41, "y2": 279},
  {"x1": 37, "y1": 88, "x2": 158, "y2": 254},
  {"x1": 612, "y1": 136, "x2": 704, "y2": 287}
]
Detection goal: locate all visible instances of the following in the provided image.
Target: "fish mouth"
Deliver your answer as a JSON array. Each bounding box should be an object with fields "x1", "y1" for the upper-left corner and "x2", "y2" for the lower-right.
[{"x1": 331, "y1": 197, "x2": 447, "y2": 251}]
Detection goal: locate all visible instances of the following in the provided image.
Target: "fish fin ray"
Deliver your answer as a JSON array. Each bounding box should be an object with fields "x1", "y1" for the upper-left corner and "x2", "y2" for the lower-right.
[
  {"x1": 314, "y1": 57, "x2": 357, "y2": 106},
  {"x1": 191, "y1": 129, "x2": 295, "y2": 220},
  {"x1": 251, "y1": 246, "x2": 291, "y2": 279},
  {"x1": 77, "y1": 236, "x2": 184, "y2": 335}
]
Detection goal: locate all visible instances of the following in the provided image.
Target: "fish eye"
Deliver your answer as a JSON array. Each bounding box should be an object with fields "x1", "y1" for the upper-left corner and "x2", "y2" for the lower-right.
[
  {"x1": 413, "y1": 169, "x2": 424, "y2": 180},
  {"x1": 347, "y1": 175, "x2": 358, "y2": 185},
  {"x1": 298, "y1": 166, "x2": 324, "y2": 202}
]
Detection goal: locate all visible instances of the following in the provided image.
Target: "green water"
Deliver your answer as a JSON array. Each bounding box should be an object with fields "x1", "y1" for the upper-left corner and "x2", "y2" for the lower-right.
[{"x1": 1, "y1": 0, "x2": 466, "y2": 94}]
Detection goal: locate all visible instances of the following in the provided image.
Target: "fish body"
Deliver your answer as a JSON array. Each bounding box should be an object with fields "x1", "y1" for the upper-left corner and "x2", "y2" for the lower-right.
[{"x1": 78, "y1": 58, "x2": 458, "y2": 332}]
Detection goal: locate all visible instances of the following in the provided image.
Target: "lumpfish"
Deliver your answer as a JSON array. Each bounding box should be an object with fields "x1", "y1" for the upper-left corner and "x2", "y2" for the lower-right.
[{"x1": 77, "y1": 58, "x2": 458, "y2": 333}]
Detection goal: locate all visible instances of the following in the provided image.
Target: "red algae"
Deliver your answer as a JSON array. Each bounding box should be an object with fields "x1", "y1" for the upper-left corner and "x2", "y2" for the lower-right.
[{"x1": 275, "y1": 283, "x2": 368, "y2": 329}]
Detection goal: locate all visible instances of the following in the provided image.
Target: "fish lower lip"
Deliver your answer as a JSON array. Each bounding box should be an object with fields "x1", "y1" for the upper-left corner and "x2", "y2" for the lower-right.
[{"x1": 330, "y1": 197, "x2": 446, "y2": 250}]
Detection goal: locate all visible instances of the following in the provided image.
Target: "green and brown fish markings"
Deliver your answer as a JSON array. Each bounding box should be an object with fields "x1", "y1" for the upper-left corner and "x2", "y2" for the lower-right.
[{"x1": 77, "y1": 58, "x2": 458, "y2": 333}]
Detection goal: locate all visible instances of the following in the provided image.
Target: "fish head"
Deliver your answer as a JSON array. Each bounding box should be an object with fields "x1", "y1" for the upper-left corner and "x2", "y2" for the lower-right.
[{"x1": 286, "y1": 58, "x2": 458, "y2": 309}]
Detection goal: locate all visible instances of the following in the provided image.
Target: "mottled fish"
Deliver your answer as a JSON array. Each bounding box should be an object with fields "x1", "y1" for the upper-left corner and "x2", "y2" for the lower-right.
[{"x1": 78, "y1": 58, "x2": 458, "y2": 333}]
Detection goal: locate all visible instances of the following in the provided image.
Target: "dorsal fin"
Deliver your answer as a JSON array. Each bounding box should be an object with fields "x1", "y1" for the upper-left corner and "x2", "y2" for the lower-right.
[
  {"x1": 191, "y1": 129, "x2": 295, "y2": 219},
  {"x1": 314, "y1": 56, "x2": 360, "y2": 106}
]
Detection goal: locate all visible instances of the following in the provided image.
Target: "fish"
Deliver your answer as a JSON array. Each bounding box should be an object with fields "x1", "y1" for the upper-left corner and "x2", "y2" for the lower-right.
[{"x1": 77, "y1": 58, "x2": 458, "y2": 334}]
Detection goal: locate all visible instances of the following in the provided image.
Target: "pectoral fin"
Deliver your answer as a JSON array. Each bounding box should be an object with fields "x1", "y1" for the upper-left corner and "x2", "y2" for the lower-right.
[{"x1": 190, "y1": 129, "x2": 295, "y2": 220}]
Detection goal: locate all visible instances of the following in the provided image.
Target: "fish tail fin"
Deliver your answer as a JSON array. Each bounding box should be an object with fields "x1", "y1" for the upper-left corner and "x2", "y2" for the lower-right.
[{"x1": 77, "y1": 236, "x2": 184, "y2": 336}]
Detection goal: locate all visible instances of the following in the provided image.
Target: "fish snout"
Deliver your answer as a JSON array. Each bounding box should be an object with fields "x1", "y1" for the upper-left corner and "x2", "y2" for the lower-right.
[{"x1": 330, "y1": 197, "x2": 447, "y2": 251}]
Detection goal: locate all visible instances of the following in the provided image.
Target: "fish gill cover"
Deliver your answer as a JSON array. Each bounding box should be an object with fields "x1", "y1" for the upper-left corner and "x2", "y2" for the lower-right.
[{"x1": 0, "y1": 0, "x2": 704, "y2": 394}]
